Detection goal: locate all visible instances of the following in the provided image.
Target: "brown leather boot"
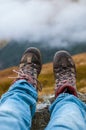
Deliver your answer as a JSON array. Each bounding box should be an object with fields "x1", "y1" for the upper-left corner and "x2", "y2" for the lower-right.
[
  {"x1": 53, "y1": 50, "x2": 77, "y2": 98},
  {"x1": 14, "y1": 47, "x2": 42, "y2": 91}
]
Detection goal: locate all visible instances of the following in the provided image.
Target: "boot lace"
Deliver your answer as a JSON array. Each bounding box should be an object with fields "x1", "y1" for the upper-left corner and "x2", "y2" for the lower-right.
[
  {"x1": 9, "y1": 63, "x2": 42, "y2": 91},
  {"x1": 55, "y1": 67, "x2": 76, "y2": 89}
]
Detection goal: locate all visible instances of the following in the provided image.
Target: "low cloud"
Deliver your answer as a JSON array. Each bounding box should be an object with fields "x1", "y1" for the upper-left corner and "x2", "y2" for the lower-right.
[{"x1": 0, "y1": 0, "x2": 86, "y2": 47}]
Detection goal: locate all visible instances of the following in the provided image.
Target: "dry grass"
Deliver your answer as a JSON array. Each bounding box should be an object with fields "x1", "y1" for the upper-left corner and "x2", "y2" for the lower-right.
[
  {"x1": 0, "y1": 66, "x2": 17, "y2": 96},
  {"x1": 0, "y1": 53, "x2": 86, "y2": 97},
  {"x1": 73, "y1": 53, "x2": 86, "y2": 93}
]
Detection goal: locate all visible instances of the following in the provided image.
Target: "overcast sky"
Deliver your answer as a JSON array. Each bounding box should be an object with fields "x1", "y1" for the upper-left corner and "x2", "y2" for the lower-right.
[{"x1": 0, "y1": 0, "x2": 86, "y2": 47}]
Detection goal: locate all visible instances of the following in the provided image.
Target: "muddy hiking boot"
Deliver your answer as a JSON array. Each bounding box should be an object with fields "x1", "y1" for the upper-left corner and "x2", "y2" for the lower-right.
[
  {"x1": 13, "y1": 47, "x2": 42, "y2": 91},
  {"x1": 53, "y1": 50, "x2": 77, "y2": 98}
]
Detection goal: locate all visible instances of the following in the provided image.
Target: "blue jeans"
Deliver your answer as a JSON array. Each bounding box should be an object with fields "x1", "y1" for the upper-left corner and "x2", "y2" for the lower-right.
[{"x1": 0, "y1": 80, "x2": 86, "y2": 130}]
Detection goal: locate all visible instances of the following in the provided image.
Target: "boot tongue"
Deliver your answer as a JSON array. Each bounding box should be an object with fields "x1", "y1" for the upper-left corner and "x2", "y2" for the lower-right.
[
  {"x1": 27, "y1": 56, "x2": 32, "y2": 63},
  {"x1": 20, "y1": 53, "x2": 33, "y2": 64}
]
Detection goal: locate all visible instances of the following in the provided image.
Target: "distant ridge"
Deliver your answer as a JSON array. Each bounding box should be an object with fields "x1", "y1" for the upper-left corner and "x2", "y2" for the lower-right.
[{"x1": 0, "y1": 40, "x2": 86, "y2": 70}]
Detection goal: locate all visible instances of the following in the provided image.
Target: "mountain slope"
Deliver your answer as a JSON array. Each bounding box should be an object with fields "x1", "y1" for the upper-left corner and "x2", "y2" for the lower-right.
[
  {"x1": 0, "y1": 53, "x2": 86, "y2": 97},
  {"x1": 0, "y1": 40, "x2": 86, "y2": 70},
  {"x1": 0, "y1": 40, "x2": 8, "y2": 49}
]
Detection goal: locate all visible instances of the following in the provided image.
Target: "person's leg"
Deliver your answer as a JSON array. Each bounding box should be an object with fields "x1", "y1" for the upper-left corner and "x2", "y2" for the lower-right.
[
  {"x1": 45, "y1": 93, "x2": 86, "y2": 130},
  {"x1": 0, "y1": 47, "x2": 42, "y2": 130},
  {"x1": 0, "y1": 80, "x2": 37, "y2": 130},
  {"x1": 46, "y1": 50, "x2": 86, "y2": 130}
]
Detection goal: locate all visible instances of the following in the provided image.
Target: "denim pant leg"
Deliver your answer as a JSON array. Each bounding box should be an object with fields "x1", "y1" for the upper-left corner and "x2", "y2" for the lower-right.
[
  {"x1": 0, "y1": 80, "x2": 37, "y2": 130},
  {"x1": 45, "y1": 93, "x2": 86, "y2": 130}
]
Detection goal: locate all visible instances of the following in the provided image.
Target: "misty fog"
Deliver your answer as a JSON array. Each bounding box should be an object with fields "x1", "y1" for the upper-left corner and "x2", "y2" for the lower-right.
[{"x1": 0, "y1": 0, "x2": 86, "y2": 47}]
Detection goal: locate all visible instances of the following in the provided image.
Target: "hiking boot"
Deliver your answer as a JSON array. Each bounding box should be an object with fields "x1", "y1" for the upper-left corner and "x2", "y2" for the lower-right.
[
  {"x1": 13, "y1": 47, "x2": 42, "y2": 91},
  {"x1": 53, "y1": 50, "x2": 77, "y2": 98}
]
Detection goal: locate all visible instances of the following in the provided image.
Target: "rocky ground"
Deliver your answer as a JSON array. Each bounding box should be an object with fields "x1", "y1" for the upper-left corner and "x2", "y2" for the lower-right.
[{"x1": 31, "y1": 92, "x2": 86, "y2": 130}]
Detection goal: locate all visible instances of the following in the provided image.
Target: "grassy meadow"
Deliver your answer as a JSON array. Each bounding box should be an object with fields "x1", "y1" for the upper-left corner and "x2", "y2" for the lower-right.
[{"x1": 0, "y1": 53, "x2": 86, "y2": 97}]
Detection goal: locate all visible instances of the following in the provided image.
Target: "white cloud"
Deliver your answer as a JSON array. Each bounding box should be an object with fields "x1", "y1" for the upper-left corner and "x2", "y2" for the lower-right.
[{"x1": 0, "y1": 0, "x2": 86, "y2": 47}]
